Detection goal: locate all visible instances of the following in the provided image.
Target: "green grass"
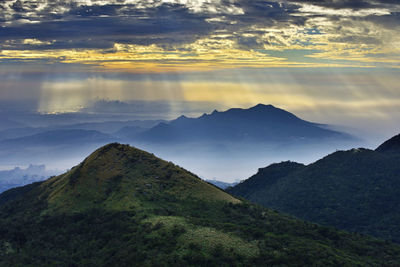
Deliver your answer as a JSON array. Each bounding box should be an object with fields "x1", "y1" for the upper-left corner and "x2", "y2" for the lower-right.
[
  {"x1": 1, "y1": 143, "x2": 400, "y2": 266},
  {"x1": 42, "y1": 143, "x2": 238, "y2": 214},
  {"x1": 144, "y1": 215, "x2": 259, "y2": 258},
  {"x1": 228, "y1": 148, "x2": 400, "y2": 242}
]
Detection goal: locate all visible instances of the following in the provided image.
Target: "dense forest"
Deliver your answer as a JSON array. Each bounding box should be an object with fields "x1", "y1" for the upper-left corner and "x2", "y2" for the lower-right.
[
  {"x1": 1, "y1": 143, "x2": 400, "y2": 266},
  {"x1": 228, "y1": 134, "x2": 400, "y2": 243}
]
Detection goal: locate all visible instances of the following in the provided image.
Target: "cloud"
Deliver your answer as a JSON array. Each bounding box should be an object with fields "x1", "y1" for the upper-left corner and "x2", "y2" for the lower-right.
[
  {"x1": 0, "y1": 0, "x2": 399, "y2": 70},
  {"x1": 289, "y1": 0, "x2": 400, "y2": 10},
  {"x1": 0, "y1": 3, "x2": 214, "y2": 50}
]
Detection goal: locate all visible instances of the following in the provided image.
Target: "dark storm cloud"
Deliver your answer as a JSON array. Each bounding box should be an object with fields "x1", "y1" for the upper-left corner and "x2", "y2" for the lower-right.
[
  {"x1": 237, "y1": 36, "x2": 266, "y2": 49},
  {"x1": 236, "y1": 0, "x2": 302, "y2": 22},
  {"x1": 0, "y1": 3, "x2": 214, "y2": 50},
  {"x1": 365, "y1": 11, "x2": 400, "y2": 28},
  {"x1": 0, "y1": 0, "x2": 310, "y2": 51},
  {"x1": 329, "y1": 35, "x2": 382, "y2": 45},
  {"x1": 0, "y1": 0, "x2": 399, "y2": 52},
  {"x1": 209, "y1": 1, "x2": 307, "y2": 49}
]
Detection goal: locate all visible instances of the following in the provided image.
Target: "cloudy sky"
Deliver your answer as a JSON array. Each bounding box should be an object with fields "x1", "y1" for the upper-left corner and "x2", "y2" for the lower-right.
[{"x1": 1, "y1": 0, "x2": 399, "y2": 140}]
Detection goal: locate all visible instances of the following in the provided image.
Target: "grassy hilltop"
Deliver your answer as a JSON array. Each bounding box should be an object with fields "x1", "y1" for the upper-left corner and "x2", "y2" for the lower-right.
[{"x1": 1, "y1": 143, "x2": 400, "y2": 266}]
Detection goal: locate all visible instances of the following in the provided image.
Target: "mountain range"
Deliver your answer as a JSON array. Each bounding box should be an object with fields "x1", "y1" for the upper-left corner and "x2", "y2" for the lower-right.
[
  {"x1": 0, "y1": 104, "x2": 359, "y2": 182},
  {"x1": 1, "y1": 143, "x2": 400, "y2": 265},
  {"x1": 227, "y1": 133, "x2": 400, "y2": 242},
  {"x1": 205, "y1": 179, "x2": 238, "y2": 189},
  {"x1": 0, "y1": 118, "x2": 26, "y2": 131},
  {"x1": 134, "y1": 104, "x2": 353, "y2": 144}
]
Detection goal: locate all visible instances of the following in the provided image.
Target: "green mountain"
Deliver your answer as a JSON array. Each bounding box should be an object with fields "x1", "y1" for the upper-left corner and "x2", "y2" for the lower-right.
[
  {"x1": 1, "y1": 143, "x2": 400, "y2": 266},
  {"x1": 227, "y1": 134, "x2": 400, "y2": 243},
  {"x1": 376, "y1": 133, "x2": 400, "y2": 154}
]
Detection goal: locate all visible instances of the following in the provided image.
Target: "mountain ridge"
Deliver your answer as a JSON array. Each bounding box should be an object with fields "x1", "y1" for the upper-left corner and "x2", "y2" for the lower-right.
[
  {"x1": 376, "y1": 133, "x2": 400, "y2": 154},
  {"x1": 1, "y1": 143, "x2": 400, "y2": 265},
  {"x1": 38, "y1": 143, "x2": 239, "y2": 214},
  {"x1": 227, "y1": 133, "x2": 400, "y2": 242},
  {"x1": 135, "y1": 104, "x2": 354, "y2": 143}
]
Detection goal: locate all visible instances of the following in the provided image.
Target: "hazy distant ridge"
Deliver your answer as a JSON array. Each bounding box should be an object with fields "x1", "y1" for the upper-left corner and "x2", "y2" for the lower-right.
[{"x1": 135, "y1": 104, "x2": 353, "y2": 143}]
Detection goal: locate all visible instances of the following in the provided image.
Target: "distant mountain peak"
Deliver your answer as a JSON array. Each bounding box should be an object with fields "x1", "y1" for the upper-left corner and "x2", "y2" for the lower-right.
[
  {"x1": 208, "y1": 104, "x2": 278, "y2": 116},
  {"x1": 138, "y1": 104, "x2": 350, "y2": 143},
  {"x1": 250, "y1": 103, "x2": 275, "y2": 110},
  {"x1": 176, "y1": 115, "x2": 188, "y2": 121}
]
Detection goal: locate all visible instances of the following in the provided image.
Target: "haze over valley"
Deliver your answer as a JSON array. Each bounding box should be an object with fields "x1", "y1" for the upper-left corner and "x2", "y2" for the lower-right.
[
  {"x1": 0, "y1": 102, "x2": 366, "y2": 188},
  {"x1": 1, "y1": 0, "x2": 400, "y2": 265}
]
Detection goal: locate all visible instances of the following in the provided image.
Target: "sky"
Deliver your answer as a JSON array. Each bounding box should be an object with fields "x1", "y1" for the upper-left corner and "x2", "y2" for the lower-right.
[{"x1": 1, "y1": 0, "x2": 400, "y2": 141}]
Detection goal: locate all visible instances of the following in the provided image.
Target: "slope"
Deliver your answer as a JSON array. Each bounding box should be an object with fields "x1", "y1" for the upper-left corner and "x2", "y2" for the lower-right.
[
  {"x1": 1, "y1": 143, "x2": 400, "y2": 266},
  {"x1": 40, "y1": 143, "x2": 238, "y2": 213},
  {"x1": 228, "y1": 161, "x2": 305, "y2": 199},
  {"x1": 228, "y1": 134, "x2": 400, "y2": 242},
  {"x1": 376, "y1": 133, "x2": 400, "y2": 154}
]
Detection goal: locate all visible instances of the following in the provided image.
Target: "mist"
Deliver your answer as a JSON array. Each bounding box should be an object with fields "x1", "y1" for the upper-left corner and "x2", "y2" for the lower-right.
[{"x1": 0, "y1": 101, "x2": 372, "y2": 186}]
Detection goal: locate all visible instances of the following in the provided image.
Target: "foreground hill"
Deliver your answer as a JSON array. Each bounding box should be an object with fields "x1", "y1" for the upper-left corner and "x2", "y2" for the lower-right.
[
  {"x1": 228, "y1": 133, "x2": 400, "y2": 242},
  {"x1": 135, "y1": 104, "x2": 353, "y2": 143},
  {"x1": 1, "y1": 144, "x2": 400, "y2": 266}
]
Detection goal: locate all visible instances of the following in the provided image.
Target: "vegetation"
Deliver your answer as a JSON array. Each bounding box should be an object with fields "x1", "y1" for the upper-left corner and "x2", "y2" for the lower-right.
[
  {"x1": 376, "y1": 133, "x2": 400, "y2": 154},
  {"x1": 1, "y1": 143, "x2": 400, "y2": 266},
  {"x1": 228, "y1": 135, "x2": 400, "y2": 243}
]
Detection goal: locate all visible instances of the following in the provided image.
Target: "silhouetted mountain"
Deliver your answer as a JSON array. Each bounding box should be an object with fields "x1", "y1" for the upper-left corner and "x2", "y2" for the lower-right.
[
  {"x1": 1, "y1": 143, "x2": 399, "y2": 265},
  {"x1": 0, "y1": 105, "x2": 362, "y2": 183},
  {"x1": 227, "y1": 133, "x2": 400, "y2": 242},
  {"x1": 137, "y1": 104, "x2": 354, "y2": 143},
  {"x1": 376, "y1": 133, "x2": 400, "y2": 154},
  {"x1": 0, "y1": 118, "x2": 26, "y2": 131}
]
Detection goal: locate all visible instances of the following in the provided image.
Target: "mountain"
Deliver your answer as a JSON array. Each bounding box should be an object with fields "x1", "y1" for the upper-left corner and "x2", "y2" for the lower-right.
[
  {"x1": 376, "y1": 133, "x2": 400, "y2": 154},
  {"x1": 54, "y1": 120, "x2": 165, "y2": 134},
  {"x1": 228, "y1": 161, "x2": 306, "y2": 199},
  {"x1": 1, "y1": 143, "x2": 400, "y2": 266},
  {"x1": 0, "y1": 118, "x2": 26, "y2": 131},
  {"x1": 227, "y1": 133, "x2": 400, "y2": 242},
  {"x1": 114, "y1": 125, "x2": 147, "y2": 139},
  {"x1": 0, "y1": 127, "x2": 49, "y2": 141},
  {"x1": 0, "y1": 129, "x2": 114, "y2": 148},
  {"x1": 0, "y1": 104, "x2": 360, "y2": 183},
  {"x1": 0, "y1": 120, "x2": 164, "y2": 142},
  {"x1": 205, "y1": 179, "x2": 238, "y2": 189},
  {"x1": 136, "y1": 104, "x2": 353, "y2": 143},
  {"x1": 0, "y1": 129, "x2": 118, "y2": 168}
]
